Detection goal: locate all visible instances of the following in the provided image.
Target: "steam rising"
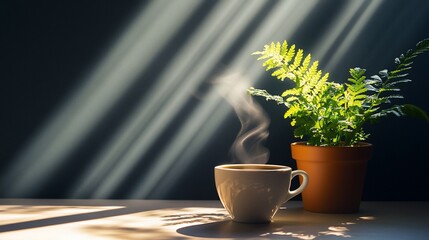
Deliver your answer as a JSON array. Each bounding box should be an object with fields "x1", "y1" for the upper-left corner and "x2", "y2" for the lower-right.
[{"x1": 214, "y1": 72, "x2": 270, "y2": 164}]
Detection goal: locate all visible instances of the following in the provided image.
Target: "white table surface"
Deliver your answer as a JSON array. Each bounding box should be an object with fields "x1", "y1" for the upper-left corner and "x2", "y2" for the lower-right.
[{"x1": 0, "y1": 199, "x2": 428, "y2": 239}]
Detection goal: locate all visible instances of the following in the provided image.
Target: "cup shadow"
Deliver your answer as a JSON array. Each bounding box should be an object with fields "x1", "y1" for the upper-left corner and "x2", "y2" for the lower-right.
[
  {"x1": 177, "y1": 207, "x2": 373, "y2": 239},
  {"x1": 177, "y1": 219, "x2": 285, "y2": 238}
]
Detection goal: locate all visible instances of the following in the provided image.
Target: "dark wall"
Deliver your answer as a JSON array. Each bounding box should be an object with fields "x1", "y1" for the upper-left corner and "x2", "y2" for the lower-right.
[{"x1": 1, "y1": 0, "x2": 428, "y2": 200}]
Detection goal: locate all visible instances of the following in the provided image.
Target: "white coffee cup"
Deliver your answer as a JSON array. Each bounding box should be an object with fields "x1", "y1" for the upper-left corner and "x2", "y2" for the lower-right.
[{"x1": 215, "y1": 164, "x2": 308, "y2": 223}]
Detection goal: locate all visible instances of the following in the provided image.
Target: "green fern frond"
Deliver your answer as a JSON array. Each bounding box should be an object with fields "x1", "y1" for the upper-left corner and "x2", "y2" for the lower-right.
[
  {"x1": 285, "y1": 44, "x2": 296, "y2": 63},
  {"x1": 399, "y1": 104, "x2": 429, "y2": 122},
  {"x1": 298, "y1": 54, "x2": 312, "y2": 79},
  {"x1": 388, "y1": 38, "x2": 429, "y2": 82},
  {"x1": 249, "y1": 38, "x2": 428, "y2": 146},
  {"x1": 284, "y1": 104, "x2": 300, "y2": 119},
  {"x1": 281, "y1": 88, "x2": 301, "y2": 98},
  {"x1": 320, "y1": 72, "x2": 330, "y2": 84},
  {"x1": 291, "y1": 49, "x2": 304, "y2": 71},
  {"x1": 280, "y1": 40, "x2": 288, "y2": 56},
  {"x1": 247, "y1": 87, "x2": 285, "y2": 105}
]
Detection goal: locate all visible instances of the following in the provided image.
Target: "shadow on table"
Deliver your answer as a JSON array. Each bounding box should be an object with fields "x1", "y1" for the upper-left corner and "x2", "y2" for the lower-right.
[
  {"x1": 0, "y1": 199, "x2": 170, "y2": 233},
  {"x1": 0, "y1": 206, "x2": 142, "y2": 232},
  {"x1": 82, "y1": 208, "x2": 231, "y2": 240},
  {"x1": 177, "y1": 207, "x2": 376, "y2": 239}
]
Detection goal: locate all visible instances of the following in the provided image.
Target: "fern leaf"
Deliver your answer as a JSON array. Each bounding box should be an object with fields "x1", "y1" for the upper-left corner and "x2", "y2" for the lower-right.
[
  {"x1": 247, "y1": 87, "x2": 285, "y2": 105},
  {"x1": 272, "y1": 68, "x2": 287, "y2": 80},
  {"x1": 281, "y1": 40, "x2": 288, "y2": 56},
  {"x1": 285, "y1": 44, "x2": 296, "y2": 63},
  {"x1": 299, "y1": 54, "x2": 312, "y2": 76},
  {"x1": 415, "y1": 38, "x2": 429, "y2": 53},
  {"x1": 286, "y1": 96, "x2": 299, "y2": 102},
  {"x1": 399, "y1": 104, "x2": 429, "y2": 122},
  {"x1": 380, "y1": 87, "x2": 400, "y2": 92},
  {"x1": 284, "y1": 104, "x2": 300, "y2": 118},
  {"x1": 291, "y1": 49, "x2": 304, "y2": 71},
  {"x1": 384, "y1": 79, "x2": 412, "y2": 87},
  {"x1": 370, "y1": 75, "x2": 382, "y2": 83},
  {"x1": 385, "y1": 95, "x2": 404, "y2": 99},
  {"x1": 281, "y1": 88, "x2": 300, "y2": 97},
  {"x1": 319, "y1": 72, "x2": 330, "y2": 84},
  {"x1": 379, "y1": 69, "x2": 389, "y2": 77},
  {"x1": 307, "y1": 61, "x2": 319, "y2": 78},
  {"x1": 388, "y1": 73, "x2": 409, "y2": 80},
  {"x1": 389, "y1": 67, "x2": 412, "y2": 75}
]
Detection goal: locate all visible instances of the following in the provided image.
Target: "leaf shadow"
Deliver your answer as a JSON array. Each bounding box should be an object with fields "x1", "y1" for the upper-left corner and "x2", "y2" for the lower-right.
[{"x1": 177, "y1": 207, "x2": 376, "y2": 239}]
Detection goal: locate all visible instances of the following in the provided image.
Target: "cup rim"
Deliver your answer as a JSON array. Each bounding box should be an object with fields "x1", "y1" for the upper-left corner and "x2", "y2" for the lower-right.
[{"x1": 215, "y1": 164, "x2": 291, "y2": 171}]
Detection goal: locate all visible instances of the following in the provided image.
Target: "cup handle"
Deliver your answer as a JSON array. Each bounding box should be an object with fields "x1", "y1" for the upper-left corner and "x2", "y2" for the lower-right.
[{"x1": 285, "y1": 170, "x2": 309, "y2": 202}]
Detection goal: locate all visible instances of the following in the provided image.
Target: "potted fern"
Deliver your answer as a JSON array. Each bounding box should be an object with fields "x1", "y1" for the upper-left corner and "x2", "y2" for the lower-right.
[{"x1": 248, "y1": 39, "x2": 429, "y2": 213}]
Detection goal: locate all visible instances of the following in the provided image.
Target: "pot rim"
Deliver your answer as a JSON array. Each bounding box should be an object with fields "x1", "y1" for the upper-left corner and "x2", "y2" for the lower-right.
[
  {"x1": 291, "y1": 141, "x2": 372, "y2": 148},
  {"x1": 291, "y1": 141, "x2": 373, "y2": 162}
]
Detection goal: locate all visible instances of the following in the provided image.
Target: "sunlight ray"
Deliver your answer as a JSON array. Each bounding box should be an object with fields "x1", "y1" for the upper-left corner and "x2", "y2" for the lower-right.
[
  {"x1": 1, "y1": 0, "x2": 201, "y2": 197},
  {"x1": 324, "y1": 0, "x2": 384, "y2": 72},
  {"x1": 130, "y1": 0, "x2": 320, "y2": 198},
  {"x1": 88, "y1": 0, "x2": 253, "y2": 198},
  {"x1": 311, "y1": 1, "x2": 366, "y2": 62}
]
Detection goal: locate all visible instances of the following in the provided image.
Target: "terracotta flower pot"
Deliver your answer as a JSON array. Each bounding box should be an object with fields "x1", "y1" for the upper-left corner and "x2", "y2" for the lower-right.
[{"x1": 291, "y1": 142, "x2": 372, "y2": 213}]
